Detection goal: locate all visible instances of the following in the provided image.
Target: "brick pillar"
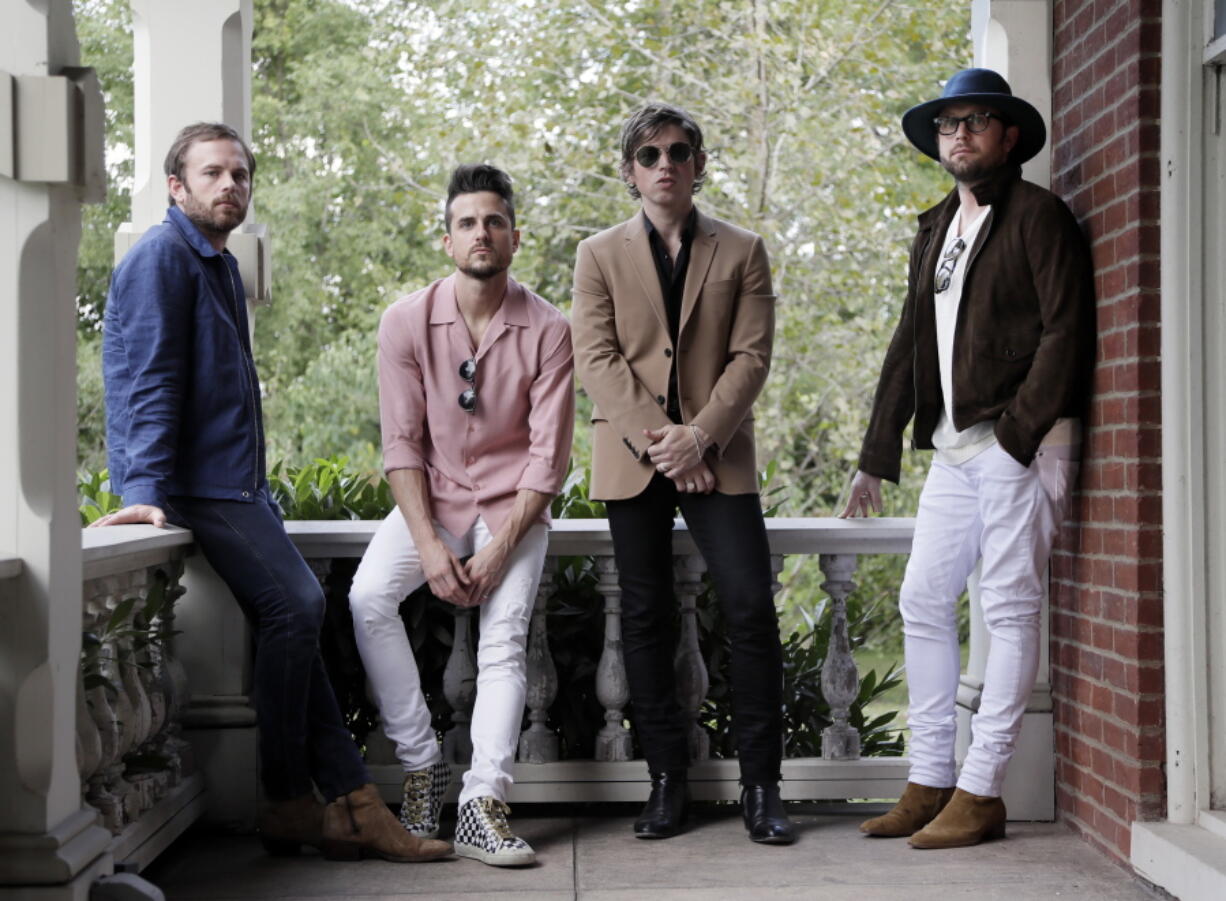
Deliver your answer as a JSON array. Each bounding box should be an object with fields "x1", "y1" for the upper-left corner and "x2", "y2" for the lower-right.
[{"x1": 1049, "y1": 0, "x2": 1164, "y2": 864}]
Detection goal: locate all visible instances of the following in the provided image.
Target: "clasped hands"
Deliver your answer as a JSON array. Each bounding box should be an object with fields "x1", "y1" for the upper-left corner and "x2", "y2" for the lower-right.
[
  {"x1": 644, "y1": 424, "x2": 714, "y2": 494},
  {"x1": 420, "y1": 536, "x2": 508, "y2": 608}
]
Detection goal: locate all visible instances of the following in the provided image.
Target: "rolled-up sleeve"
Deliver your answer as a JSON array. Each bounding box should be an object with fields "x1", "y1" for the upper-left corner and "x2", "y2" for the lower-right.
[
  {"x1": 517, "y1": 317, "x2": 575, "y2": 495},
  {"x1": 377, "y1": 305, "x2": 428, "y2": 474}
]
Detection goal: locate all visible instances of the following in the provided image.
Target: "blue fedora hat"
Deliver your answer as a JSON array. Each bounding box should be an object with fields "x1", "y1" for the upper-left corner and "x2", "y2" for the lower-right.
[{"x1": 901, "y1": 68, "x2": 1046, "y2": 164}]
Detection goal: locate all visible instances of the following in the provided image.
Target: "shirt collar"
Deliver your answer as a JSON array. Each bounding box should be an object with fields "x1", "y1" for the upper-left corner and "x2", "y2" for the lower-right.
[
  {"x1": 641, "y1": 205, "x2": 698, "y2": 243},
  {"x1": 166, "y1": 205, "x2": 225, "y2": 259},
  {"x1": 427, "y1": 274, "x2": 529, "y2": 326}
]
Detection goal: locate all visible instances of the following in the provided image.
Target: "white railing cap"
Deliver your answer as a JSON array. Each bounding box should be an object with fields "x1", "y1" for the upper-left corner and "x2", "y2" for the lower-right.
[
  {"x1": 77, "y1": 516, "x2": 918, "y2": 570},
  {"x1": 81, "y1": 524, "x2": 193, "y2": 579},
  {"x1": 284, "y1": 516, "x2": 916, "y2": 558}
]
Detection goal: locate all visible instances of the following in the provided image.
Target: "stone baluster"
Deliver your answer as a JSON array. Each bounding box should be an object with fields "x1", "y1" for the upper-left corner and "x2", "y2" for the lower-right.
[
  {"x1": 76, "y1": 661, "x2": 103, "y2": 802},
  {"x1": 442, "y1": 608, "x2": 477, "y2": 763},
  {"x1": 81, "y1": 585, "x2": 121, "y2": 832},
  {"x1": 673, "y1": 554, "x2": 709, "y2": 763},
  {"x1": 519, "y1": 560, "x2": 559, "y2": 763},
  {"x1": 819, "y1": 553, "x2": 861, "y2": 760},
  {"x1": 135, "y1": 566, "x2": 180, "y2": 801},
  {"x1": 82, "y1": 575, "x2": 131, "y2": 833},
  {"x1": 594, "y1": 556, "x2": 633, "y2": 761},
  {"x1": 155, "y1": 558, "x2": 194, "y2": 781},
  {"x1": 116, "y1": 569, "x2": 156, "y2": 817}
]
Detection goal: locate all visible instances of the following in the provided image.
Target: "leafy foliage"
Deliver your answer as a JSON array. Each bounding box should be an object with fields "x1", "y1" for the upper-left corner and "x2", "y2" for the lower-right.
[
  {"x1": 78, "y1": 467, "x2": 123, "y2": 525},
  {"x1": 81, "y1": 569, "x2": 173, "y2": 695},
  {"x1": 267, "y1": 456, "x2": 394, "y2": 520}
]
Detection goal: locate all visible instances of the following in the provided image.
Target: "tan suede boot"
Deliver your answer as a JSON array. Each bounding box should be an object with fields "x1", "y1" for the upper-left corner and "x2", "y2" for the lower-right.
[
  {"x1": 908, "y1": 787, "x2": 1006, "y2": 849},
  {"x1": 859, "y1": 782, "x2": 955, "y2": 837},
  {"x1": 258, "y1": 794, "x2": 325, "y2": 855},
  {"x1": 321, "y1": 783, "x2": 453, "y2": 862}
]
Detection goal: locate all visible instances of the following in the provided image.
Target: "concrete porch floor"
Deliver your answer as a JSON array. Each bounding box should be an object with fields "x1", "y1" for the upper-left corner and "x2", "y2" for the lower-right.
[{"x1": 142, "y1": 803, "x2": 1163, "y2": 900}]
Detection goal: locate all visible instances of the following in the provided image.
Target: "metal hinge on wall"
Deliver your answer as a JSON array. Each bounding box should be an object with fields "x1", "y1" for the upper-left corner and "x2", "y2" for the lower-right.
[{"x1": 0, "y1": 66, "x2": 105, "y2": 202}]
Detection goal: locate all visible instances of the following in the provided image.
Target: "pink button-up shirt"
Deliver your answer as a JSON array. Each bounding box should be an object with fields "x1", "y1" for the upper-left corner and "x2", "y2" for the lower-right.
[{"x1": 378, "y1": 274, "x2": 575, "y2": 538}]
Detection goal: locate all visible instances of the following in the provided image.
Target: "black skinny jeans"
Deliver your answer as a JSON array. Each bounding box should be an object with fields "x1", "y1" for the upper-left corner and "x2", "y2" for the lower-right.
[{"x1": 605, "y1": 474, "x2": 784, "y2": 785}]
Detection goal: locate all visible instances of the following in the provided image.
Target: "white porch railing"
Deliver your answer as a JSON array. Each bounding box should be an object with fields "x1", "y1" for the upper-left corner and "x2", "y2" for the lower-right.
[
  {"x1": 75, "y1": 515, "x2": 1053, "y2": 871},
  {"x1": 289, "y1": 518, "x2": 917, "y2": 805},
  {"x1": 79, "y1": 525, "x2": 203, "y2": 872}
]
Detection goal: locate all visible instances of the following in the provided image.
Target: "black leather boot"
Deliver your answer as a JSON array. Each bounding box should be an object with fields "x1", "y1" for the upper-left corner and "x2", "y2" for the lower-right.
[
  {"x1": 741, "y1": 783, "x2": 796, "y2": 844},
  {"x1": 634, "y1": 771, "x2": 690, "y2": 839}
]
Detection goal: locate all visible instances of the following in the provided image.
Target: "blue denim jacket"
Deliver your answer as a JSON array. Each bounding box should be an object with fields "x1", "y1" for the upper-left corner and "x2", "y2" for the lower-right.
[{"x1": 103, "y1": 206, "x2": 267, "y2": 508}]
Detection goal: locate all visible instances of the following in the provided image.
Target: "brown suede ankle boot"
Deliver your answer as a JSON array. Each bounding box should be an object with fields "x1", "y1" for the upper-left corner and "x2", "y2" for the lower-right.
[
  {"x1": 908, "y1": 787, "x2": 1006, "y2": 849},
  {"x1": 321, "y1": 783, "x2": 453, "y2": 862},
  {"x1": 258, "y1": 794, "x2": 325, "y2": 855},
  {"x1": 859, "y1": 782, "x2": 955, "y2": 837}
]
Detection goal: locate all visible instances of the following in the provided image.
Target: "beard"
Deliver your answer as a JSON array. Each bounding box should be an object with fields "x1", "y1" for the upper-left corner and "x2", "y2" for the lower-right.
[
  {"x1": 457, "y1": 249, "x2": 510, "y2": 280},
  {"x1": 940, "y1": 148, "x2": 1006, "y2": 185},
  {"x1": 178, "y1": 189, "x2": 247, "y2": 238}
]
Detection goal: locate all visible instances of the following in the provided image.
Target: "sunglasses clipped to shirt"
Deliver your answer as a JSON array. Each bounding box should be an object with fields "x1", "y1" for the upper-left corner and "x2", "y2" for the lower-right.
[
  {"x1": 458, "y1": 358, "x2": 478, "y2": 414},
  {"x1": 634, "y1": 141, "x2": 695, "y2": 168}
]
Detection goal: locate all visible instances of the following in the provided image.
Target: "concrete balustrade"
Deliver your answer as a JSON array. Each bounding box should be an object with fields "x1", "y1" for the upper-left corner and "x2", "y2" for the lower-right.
[{"x1": 69, "y1": 513, "x2": 1055, "y2": 874}]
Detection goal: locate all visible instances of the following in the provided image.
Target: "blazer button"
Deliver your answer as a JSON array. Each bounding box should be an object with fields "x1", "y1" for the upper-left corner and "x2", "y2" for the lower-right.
[
  {"x1": 657, "y1": 395, "x2": 666, "y2": 405},
  {"x1": 664, "y1": 348, "x2": 673, "y2": 357},
  {"x1": 1005, "y1": 348, "x2": 1015, "y2": 359}
]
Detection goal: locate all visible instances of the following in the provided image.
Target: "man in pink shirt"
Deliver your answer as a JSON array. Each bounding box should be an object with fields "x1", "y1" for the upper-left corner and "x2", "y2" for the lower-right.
[{"x1": 348, "y1": 164, "x2": 574, "y2": 867}]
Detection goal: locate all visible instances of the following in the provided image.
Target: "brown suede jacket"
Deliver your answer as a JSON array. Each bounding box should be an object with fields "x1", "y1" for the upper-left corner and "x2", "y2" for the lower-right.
[{"x1": 858, "y1": 166, "x2": 1096, "y2": 483}]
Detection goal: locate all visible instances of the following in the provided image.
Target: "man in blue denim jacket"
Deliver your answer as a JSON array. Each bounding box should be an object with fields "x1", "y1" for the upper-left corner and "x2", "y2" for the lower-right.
[{"x1": 92, "y1": 122, "x2": 451, "y2": 865}]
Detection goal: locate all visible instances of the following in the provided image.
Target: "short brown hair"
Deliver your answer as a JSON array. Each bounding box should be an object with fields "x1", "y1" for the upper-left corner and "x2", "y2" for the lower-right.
[
  {"x1": 163, "y1": 122, "x2": 256, "y2": 206},
  {"x1": 619, "y1": 102, "x2": 706, "y2": 200}
]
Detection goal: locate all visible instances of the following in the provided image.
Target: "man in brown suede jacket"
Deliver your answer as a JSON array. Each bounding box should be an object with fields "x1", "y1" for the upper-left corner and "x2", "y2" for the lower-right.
[{"x1": 841, "y1": 69, "x2": 1095, "y2": 849}]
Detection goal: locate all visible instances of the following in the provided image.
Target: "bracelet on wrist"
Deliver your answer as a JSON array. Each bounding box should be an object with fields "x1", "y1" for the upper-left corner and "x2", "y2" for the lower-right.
[{"x1": 689, "y1": 425, "x2": 705, "y2": 458}]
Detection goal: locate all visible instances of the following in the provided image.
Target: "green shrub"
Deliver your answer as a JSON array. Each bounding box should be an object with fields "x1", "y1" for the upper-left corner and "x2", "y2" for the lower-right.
[{"x1": 268, "y1": 455, "x2": 394, "y2": 520}]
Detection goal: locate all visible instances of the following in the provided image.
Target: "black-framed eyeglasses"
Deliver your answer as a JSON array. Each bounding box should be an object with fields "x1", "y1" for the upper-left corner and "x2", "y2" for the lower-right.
[
  {"x1": 934, "y1": 238, "x2": 967, "y2": 293},
  {"x1": 933, "y1": 112, "x2": 1002, "y2": 136},
  {"x1": 634, "y1": 141, "x2": 694, "y2": 168},
  {"x1": 458, "y1": 358, "x2": 478, "y2": 414}
]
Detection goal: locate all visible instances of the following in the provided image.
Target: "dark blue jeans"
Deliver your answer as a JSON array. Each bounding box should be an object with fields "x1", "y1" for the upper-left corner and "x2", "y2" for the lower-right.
[
  {"x1": 166, "y1": 494, "x2": 369, "y2": 802},
  {"x1": 605, "y1": 474, "x2": 784, "y2": 785}
]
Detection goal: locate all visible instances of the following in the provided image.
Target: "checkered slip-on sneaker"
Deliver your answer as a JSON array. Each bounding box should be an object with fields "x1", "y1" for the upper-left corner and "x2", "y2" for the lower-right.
[
  {"x1": 398, "y1": 761, "x2": 451, "y2": 839},
  {"x1": 453, "y1": 797, "x2": 536, "y2": 867}
]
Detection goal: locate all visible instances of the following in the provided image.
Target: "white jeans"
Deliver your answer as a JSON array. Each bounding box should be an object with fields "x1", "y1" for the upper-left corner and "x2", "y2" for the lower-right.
[
  {"x1": 900, "y1": 441, "x2": 1077, "y2": 797},
  {"x1": 349, "y1": 511, "x2": 548, "y2": 805}
]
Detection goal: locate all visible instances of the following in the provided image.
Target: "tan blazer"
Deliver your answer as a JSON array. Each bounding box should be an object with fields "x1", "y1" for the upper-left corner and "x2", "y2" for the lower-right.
[{"x1": 572, "y1": 208, "x2": 776, "y2": 501}]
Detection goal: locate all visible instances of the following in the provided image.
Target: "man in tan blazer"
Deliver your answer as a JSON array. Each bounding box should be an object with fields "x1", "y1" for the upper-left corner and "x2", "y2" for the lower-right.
[{"x1": 572, "y1": 102, "x2": 794, "y2": 845}]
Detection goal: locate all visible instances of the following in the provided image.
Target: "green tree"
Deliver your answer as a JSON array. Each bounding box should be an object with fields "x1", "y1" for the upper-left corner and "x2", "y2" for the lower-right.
[{"x1": 74, "y1": 2, "x2": 969, "y2": 642}]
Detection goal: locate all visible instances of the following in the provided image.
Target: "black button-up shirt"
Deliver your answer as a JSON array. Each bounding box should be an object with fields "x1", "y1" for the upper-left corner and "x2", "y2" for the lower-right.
[{"x1": 643, "y1": 207, "x2": 697, "y2": 422}]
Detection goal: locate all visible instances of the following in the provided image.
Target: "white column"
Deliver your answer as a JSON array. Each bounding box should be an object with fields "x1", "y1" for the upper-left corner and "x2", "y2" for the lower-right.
[
  {"x1": 0, "y1": 1, "x2": 112, "y2": 897},
  {"x1": 117, "y1": 0, "x2": 268, "y2": 304},
  {"x1": 972, "y1": 0, "x2": 1053, "y2": 188}
]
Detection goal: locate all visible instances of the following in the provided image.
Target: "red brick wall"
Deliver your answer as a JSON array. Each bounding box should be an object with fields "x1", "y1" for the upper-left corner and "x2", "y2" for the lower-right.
[{"x1": 1049, "y1": 0, "x2": 1164, "y2": 864}]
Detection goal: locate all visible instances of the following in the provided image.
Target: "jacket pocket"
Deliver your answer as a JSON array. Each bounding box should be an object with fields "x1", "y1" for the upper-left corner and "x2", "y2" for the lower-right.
[{"x1": 977, "y1": 336, "x2": 1037, "y2": 363}]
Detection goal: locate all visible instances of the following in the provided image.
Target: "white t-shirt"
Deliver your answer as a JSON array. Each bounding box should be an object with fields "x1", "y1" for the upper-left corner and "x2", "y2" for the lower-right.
[{"x1": 932, "y1": 207, "x2": 998, "y2": 464}]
